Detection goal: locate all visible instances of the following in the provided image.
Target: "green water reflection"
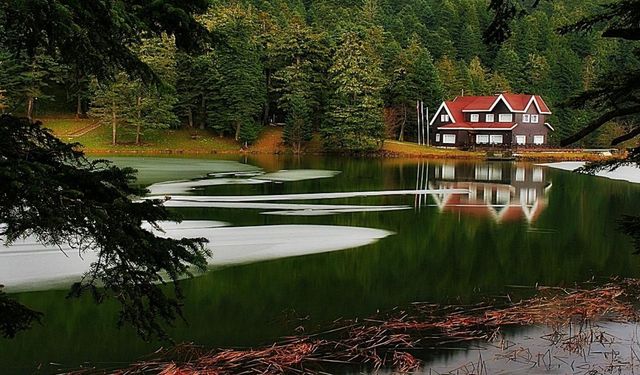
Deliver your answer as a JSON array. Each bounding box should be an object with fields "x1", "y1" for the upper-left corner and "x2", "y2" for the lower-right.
[{"x1": 2, "y1": 156, "x2": 640, "y2": 373}]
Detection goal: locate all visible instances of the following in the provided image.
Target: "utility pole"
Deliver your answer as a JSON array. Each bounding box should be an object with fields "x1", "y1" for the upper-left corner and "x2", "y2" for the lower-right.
[
  {"x1": 416, "y1": 100, "x2": 421, "y2": 146},
  {"x1": 426, "y1": 106, "x2": 430, "y2": 147}
]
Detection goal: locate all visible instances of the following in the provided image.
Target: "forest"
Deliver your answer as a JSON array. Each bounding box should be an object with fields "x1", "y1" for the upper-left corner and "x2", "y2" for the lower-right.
[{"x1": 0, "y1": 0, "x2": 638, "y2": 151}]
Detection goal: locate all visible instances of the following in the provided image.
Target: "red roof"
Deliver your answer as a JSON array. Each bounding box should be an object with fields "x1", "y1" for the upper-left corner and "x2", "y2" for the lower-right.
[
  {"x1": 435, "y1": 93, "x2": 552, "y2": 126},
  {"x1": 439, "y1": 122, "x2": 517, "y2": 130}
]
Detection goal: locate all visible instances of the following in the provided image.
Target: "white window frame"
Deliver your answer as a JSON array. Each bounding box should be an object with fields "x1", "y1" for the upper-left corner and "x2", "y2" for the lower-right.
[
  {"x1": 533, "y1": 135, "x2": 544, "y2": 145},
  {"x1": 522, "y1": 114, "x2": 531, "y2": 123},
  {"x1": 442, "y1": 134, "x2": 456, "y2": 144},
  {"x1": 490, "y1": 135, "x2": 504, "y2": 144},
  {"x1": 533, "y1": 168, "x2": 543, "y2": 182},
  {"x1": 516, "y1": 167, "x2": 525, "y2": 182},
  {"x1": 515, "y1": 135, "x2": 526, "y2": 145},
  {"x1": 531, "y1": 114, "x2": 539, "y2": 123},
  {"x1": 435, "y1": 133, "x2": 441, "y2": 142},
  {"x1": 440, "y1": 114, "x2": 450, "y2": 122},
  {"x1": 498, "y1": 113, "x2": 513, "y2": 122},
  {"x1": 476, "y1": 134, "x2": 489, "y2": 144},
  {"x1": 470, "y1": 114, "x2": 480, "y2": 122},
  {"x1": 485, "y1": 114, "x2": 495, "y2": 122}
]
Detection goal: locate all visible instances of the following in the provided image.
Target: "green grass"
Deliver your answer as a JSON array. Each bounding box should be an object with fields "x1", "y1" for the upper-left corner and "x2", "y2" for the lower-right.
[
  {"x1": 38, "y1": 117, "x2": 95, "y2": 136},
  {"x1": 42, "y1": 116, "x2": 242, "y2": 154}
]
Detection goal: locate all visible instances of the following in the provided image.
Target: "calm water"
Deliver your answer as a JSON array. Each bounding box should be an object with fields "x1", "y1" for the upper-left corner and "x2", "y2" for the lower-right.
[{"x1": 2, "y1": 155, "x2": 640, "y2": 373}]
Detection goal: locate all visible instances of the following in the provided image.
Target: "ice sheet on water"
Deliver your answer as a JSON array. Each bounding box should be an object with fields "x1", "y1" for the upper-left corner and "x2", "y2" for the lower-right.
[
  {"x1": 145, "y1": 169, "x2": 342, "y2": 195},
  {"x1": 255, "y1": 169, "x2": 341, "y2": 182},
  {"x1": 542, "y1": 162, "x2": 640, "y2": 184},
  {"x1": 261, "y1": 206, "x2": 409, "y2": 216},
  {"x1": 147, "y1": 178, "x2": 267, "y2": 195},
  {"x1": 0, "y1": 221, "x2": 392, "y2": 292},
  {"x1": 159, "y1": 201, "x2": 411, "y2": 211},
  {"x1": 149, "y1": 189, "x2": 470, "y2": 203},
  {"x1": 102, "y1": 157, "x2": 261, "y2": 185}
]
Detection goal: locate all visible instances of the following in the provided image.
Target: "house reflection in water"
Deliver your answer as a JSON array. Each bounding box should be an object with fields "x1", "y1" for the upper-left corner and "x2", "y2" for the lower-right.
[{"x1": 417, "y1": 163, "x2": 551, "y2": 223}]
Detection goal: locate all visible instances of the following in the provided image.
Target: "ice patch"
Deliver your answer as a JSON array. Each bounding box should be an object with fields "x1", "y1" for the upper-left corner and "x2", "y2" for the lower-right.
[
  {"x1": 255, "y1": 170, "x2": 341, "y2": 182},
  {"x1": 149, "y1": 189, "x2": 470, "y2": 203},
  {"x1": 542, "y1": 162, "x2": 640, "y2": 184},
  {"x1": 0, "y1": 222, "x2": 393, "y2": 292}
]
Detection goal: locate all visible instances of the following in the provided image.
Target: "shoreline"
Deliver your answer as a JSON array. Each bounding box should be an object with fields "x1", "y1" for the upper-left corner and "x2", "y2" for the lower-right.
[{"x1": 79, "y1": 145, "x2": 621, "y2": 163}]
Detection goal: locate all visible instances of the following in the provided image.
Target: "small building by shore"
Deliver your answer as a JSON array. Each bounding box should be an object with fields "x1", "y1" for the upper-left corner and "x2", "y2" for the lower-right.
[{"x1": 430, "y1": 93, "x2": 554, "y2": 148}]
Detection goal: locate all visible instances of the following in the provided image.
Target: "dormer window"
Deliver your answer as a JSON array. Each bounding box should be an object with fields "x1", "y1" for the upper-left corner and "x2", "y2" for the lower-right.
[
  {"x1": 498, "y1": 114, "x2": 513, "y2": 122},
  {"x1": 522, "y1": 114, "x2": 531, "y2": 123},
  {"x1": 440, "y1": 114, "x2": 450, "y2": 122},
  {"x1": 470, "y1": 114, "x2": 479, "y2": 122},
  {"x1": 486, "y1": 114, "x2": 494, "y2": 122},
  {"x1": 531, "y1": 115, "x2": 539, "y2": 123}
]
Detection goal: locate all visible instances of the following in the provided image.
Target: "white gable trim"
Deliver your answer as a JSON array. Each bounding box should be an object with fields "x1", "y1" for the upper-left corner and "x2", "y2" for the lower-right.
[
  {"x1": 544, "y1": 122, "x2": 555, "y2": 131},
  {"x1": 462, "y1": 94, "x2": 552, "y2": 114},
  {"x1": 462, "y1": 94, "x2": 516, "y2": 113},
  {"x1": 523, "y1": 96, "x2": 552, "y2": 115},
  {"x1": 430, "y1": 102, "x2": 457, "y2": 125}
]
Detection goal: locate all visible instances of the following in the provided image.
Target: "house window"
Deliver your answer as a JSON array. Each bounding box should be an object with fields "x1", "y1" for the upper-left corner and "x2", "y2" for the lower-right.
[
  {"x1": 490, "y1": 135, "x2": 504, "y2": 144},
  {"x1": 498, "y1": 114, "x2": 513, "y2": 122},
  {"x1": 516, "y1": 135, "x2": 526, "y2": 145},
  {"x1": 440, "y1": 114, "x2": 450, "y2": 122},
  {"x1": 533, "y1": 135, "x2": 544, "y2": 145},
  {"x1": 442, "y1": 164, "x2": 456, "y2": 180},
  {"x1": 486, "y1": 114, "x2": 495, "y2": 122},
  {"x1": 531, "y1": 115, "x2": 539, "y2": 123},
  {"x1": 442, "y1": 134, "x2": 456, "y2": 144},
  {"x1": 435, "y1": 133, "x2": 441, "y2": 142},
  {"x1": 476, "y1": 134, "x2": 489, "y2": 144},
  {"x1": 516, "y1": 167, "x2": 525, "y2": 182},
  {"x1": 522, "y1": 114, "x2": 531, "y2": 123},
  {"x1": 470, "y1": 114, "x2": 479, "y2": 122},
  {"x1": 533, "y1": 168, "x2": 543, "y2": 182}
]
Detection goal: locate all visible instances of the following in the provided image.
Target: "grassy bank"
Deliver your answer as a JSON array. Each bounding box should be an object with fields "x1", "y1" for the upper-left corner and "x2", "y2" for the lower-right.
[{"x1": 39, "y1": 116, "x2": 619, "y2": 161}]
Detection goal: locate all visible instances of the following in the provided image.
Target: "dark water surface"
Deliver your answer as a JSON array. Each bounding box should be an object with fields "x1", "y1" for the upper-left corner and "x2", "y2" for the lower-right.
[{"x1": 2, "y1": 156, "x2": 640, "y2": 373}]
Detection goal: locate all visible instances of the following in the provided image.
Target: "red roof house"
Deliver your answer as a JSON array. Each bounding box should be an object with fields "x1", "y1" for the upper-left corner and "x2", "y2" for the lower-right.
[{"x1": 430, "y1": 93, "x2": 553, "y2": 148}]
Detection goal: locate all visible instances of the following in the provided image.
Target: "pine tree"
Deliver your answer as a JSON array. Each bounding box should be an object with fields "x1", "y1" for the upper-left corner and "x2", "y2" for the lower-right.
[
  {"x1": 388, "y1": 35, "x2": 443, "y2": 141},
  {"x1": 493, "y1": 46, "x2": 525, "y2": 92},
  {"x1": 323, "y1": 29, "x2": 386, "y2": 152},
  {"x1": 468, "y1": 56, "x2": 490, "y2": 95}
]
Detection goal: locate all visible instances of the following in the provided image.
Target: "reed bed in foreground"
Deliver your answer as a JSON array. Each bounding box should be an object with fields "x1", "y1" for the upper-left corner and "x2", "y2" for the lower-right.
[{"x1": 80, "y1": 279, "x2": 640, "y2": 374}]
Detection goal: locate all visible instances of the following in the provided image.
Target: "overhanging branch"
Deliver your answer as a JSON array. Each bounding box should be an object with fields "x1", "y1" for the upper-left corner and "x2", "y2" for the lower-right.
[{"x1": 560, "y1": 105, "x2": 640, "y2": 146}]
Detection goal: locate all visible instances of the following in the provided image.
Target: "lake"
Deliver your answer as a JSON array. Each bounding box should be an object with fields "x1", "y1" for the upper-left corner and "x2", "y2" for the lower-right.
[{"x1": 2, "y1": 155, "x2": 640, "y2": 374}]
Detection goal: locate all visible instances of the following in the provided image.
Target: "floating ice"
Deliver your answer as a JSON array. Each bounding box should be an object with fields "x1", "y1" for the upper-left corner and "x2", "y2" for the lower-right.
[
  {"x1": 146, "y1": 169, "x2": 342, "y2": 195},
  {"x1": 103, "y1": 157, "x2": 261, "y2": 185},
  {"x1": 149, "y1": 189, "x2": 470, "y2": 203},
  {"x1": 255, "y1": 169, "x2": 341, "y2": 182},
  {"x1": 147, "y1": 178, "x2": 267, "y2": 195},
  {"x1": 158, "y1": 201, "x2": 411, "y2": 211},
  {"x1": 0, "y1": 221, "x2": 392, "y2": 292},
  {"x1": 542, "y1": 162, "x2": 640, "y2": 184}
]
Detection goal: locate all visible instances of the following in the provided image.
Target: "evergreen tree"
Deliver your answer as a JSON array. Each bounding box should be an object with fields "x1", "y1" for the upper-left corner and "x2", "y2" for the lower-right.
[
  {"x1": 388, "y1": 36, "x2": 443, "y2": 141},
  {"x1": 468, "y1": 56, "x2": 490, "y2": 95},
  {"x1": 493, "y1": 46, "x2": 526, "y2": 92},
  {"x1": 323, "y1": 29, "x2": 386, "y2": 152}
]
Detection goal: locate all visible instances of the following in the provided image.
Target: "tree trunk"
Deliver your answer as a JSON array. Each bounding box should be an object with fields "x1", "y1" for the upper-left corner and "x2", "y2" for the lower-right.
[
  {"x1": 75, "y1": 95, "x2": 83, "y2": 119},
  {"x1": 111, "y1": 99, "x2": 117, "y2": 146},
  {"x1": 398, "y1": 104, "x2": 407, "y2": 141},
  {"x1": 26, "y1": 97, "x2": 34, "y2": 122},
  {"x1": 200, "y1": 96, "x2": 206, "y2": 129},
  {"x1": 262, "y1": 69, "x2": 271, "y2": 126},
  {"x1": 135, "y1": 96, "x2": 142, "y2": 145},
  {"x1": 234, "y1": 121, "x2": 241, "y2": 141},
  {"x1": 187, "y1": 107, "x2": 193, "y2": 128}
]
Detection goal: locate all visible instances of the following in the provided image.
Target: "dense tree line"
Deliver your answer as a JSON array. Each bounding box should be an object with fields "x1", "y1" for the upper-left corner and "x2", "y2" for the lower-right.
[{"x1": 0, "y1": 0, "x2": 638, "y2": 149}]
